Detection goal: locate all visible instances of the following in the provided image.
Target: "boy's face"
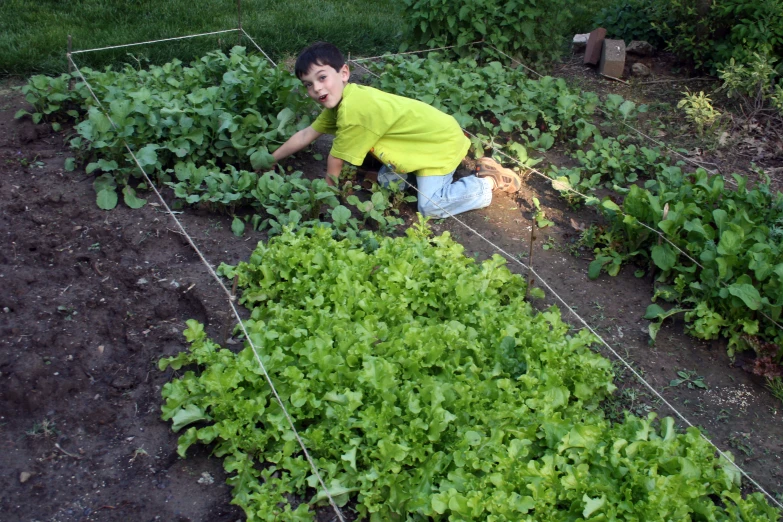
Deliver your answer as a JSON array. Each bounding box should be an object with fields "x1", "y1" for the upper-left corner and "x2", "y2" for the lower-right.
[{"x1": 300, "y1": 62, "x2": 350, "y2": 109}]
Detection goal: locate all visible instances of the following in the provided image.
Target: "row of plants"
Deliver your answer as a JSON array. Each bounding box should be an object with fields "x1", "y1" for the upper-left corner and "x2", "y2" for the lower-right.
[
  {"x1": 363, "y1": 51, "x2": 782, "y2": 368},
  {"x1": 550, "y1": 129, "x2": 783, "y2": 370},
  {"x1": 160, "y1": 222, "x2": 779, "y2": 520},
  {"x1": 17, "y1": 46, "x2": 313, "y2": 209},
  {"x1": 365, "y1": 53, "x2": 647, "y2": 163},
  {"x1": 167, "y1": 161, "x2": 415, "y2": 238}
]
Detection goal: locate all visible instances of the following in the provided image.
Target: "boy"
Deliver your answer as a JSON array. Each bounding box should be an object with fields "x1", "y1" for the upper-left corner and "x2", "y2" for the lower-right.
[{"x1": 271, "y1": 42, "x2": 522, "y2": 218}]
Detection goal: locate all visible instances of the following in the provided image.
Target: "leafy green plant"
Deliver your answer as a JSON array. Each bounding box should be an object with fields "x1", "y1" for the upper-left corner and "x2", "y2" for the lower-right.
[
  {"x1": 549, "y1": 136, "x2": 676, "y2": 206},
  {"x1": 368, "y1": 54, "x2": 603, "y2": 151},
  {"x1": 594, "y1": 164, "x2": 783, "y2": 361},
  {"x1": 677, "y1": 90, "x2": 722, "y2": 136},
  {"x1": 668, "y1": 369, "x2": 707, "y2": 389},
  {"x1": 17, "y1": 46, "x2": 317, "y2": 209},
  {"x1": 655, "y1": 0, "x2": 783, "y2": 74},
  {"x1": 532, "y1": 197, "x2": 554, "y2": 228},
  {"x1": 719, "y1": 52, "x2": 783, "y2": 116},
  {"x1": 160, "y1": 225, "x2": 780, "y2": 520},
  {"x1": 593, "y1": 0, "x2": 667, "y2": 47},
  {"x1": 400, "y1": 0, "x2": 574, "y2": 69}
]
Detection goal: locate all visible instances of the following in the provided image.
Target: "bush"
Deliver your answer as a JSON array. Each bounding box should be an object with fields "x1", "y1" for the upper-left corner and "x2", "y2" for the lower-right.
[
  {"x1": 656, "y1": 0, "x2": 783, "y2": 74},
  {"x1": 400, "y1": 0, "x2": 573, "y2": 69},
  {"x1": 593, "y1": 0, "x2": 667, "y2": 47}
]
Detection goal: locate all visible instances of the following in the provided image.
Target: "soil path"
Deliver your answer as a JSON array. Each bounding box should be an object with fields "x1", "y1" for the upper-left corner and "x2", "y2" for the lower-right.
[{"x1": 1, "y1": 76, "x2": 781, "y2": 521}]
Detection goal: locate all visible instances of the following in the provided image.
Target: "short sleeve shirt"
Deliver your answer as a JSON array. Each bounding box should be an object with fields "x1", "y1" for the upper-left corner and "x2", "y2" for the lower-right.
[{"x1": 311, "y1": 84, "x2": 470, "y2": 177}]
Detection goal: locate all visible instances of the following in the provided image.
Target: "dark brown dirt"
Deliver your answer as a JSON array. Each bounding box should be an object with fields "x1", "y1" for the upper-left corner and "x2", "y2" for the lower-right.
[{"x1": 1, "y1": 64, "x2": 782, "y2": 522}]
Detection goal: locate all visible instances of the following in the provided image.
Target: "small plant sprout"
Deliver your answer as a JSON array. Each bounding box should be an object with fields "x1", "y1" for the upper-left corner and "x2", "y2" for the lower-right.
[
  {"x1": 26, "y1": 418, "x2": 57, "y2": 438},
  {"x1": 129, "y1": 447, "x2": 149, "y2": 463},
  {"x1": 668, "y1": 369, "x2": 707, "y2": 390}
]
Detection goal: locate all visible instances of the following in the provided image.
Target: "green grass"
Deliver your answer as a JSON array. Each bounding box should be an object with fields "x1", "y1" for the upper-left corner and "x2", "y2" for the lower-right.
[{"x1": 0, "y1": 0, "x2": 403, "y2": 77}]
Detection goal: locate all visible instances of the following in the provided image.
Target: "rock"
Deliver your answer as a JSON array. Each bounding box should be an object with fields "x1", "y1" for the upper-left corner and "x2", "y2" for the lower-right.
[
  {"x1": 599, "y1": 39, "x2": 626, "y2": 79},
  {"x1": 632, "y1": 62, "x2": 652, "y2": 77},
  {"x1": 584, "y1": 28, "x2": 607, "y2": 65},
  {"x1": 111, "y1": 375, "x2": 134, "y2": 390},
  {"x1": 20, "y1": 472, "x2": 32, "y2": 483},
  {"x1": 627, "y1": 40, "x2": 654, "y2": 56},
  {"x1": 573, "y1": 33, "x2": 589, "y2": 52}
]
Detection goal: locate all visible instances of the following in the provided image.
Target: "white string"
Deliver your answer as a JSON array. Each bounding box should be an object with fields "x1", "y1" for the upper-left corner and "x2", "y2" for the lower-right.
[
  {"x1": 349, "y1": 40, "x2": 484, "y2": 62},
  {"x1": 240, "y1": 28, "x2": 277, "y2": 67},
  {"x1": 67, "y1": 55, "x2": 345, "y2": 522},
  {"x1": 69, "y1": 29, "x2": 240, "y2": 55},
  {"x1": 382, "y1": 166, "x2": 783, "y2": 510}
]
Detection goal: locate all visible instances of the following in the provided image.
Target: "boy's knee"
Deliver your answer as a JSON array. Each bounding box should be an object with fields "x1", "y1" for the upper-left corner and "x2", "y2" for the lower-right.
[{"x1": 417, "y1": 199, "x2": 445, "y2": 218}]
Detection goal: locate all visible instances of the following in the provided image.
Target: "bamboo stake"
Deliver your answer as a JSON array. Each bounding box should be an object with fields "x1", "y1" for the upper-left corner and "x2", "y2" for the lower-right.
[
  {"x1": 67, "y1": 35, "x2": 73, "y2": 90},
  {"x1": 237, "y1": 0, "x2": 243, "y2": 47},
  {"x1": 525, "y1": 218, "x2": 537, "y2": 297}
]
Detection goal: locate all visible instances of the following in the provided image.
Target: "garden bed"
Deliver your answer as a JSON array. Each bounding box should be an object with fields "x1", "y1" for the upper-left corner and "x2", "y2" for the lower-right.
[{"x1": 1, "y1": 58, "x2": 782, "y2": 520}]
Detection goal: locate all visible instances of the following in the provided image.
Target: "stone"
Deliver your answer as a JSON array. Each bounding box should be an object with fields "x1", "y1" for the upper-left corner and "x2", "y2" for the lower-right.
[
  {"x1": 20, "y1": 472, "x2": 32, "y2": 483},
  {"x1": 632, "y1": 62, "x2": 652, "y2": 77},
  {"x1": 599, "y1": 39, "x2": 626, "y2": 79},
  {"x1": 573, "y1": 33, "x2": 589, "y2": 52},
  {"x1": 627, "y1": 40, "x2": 655, "y2": 56},
  {"x1": 584, "y1": 28, "x2": 607, "y2": 65}
]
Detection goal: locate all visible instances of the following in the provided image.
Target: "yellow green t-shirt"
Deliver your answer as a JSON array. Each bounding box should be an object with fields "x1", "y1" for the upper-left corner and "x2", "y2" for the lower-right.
[{"x1": 310, "y1": 83, "x2": 470, "y2": 177}]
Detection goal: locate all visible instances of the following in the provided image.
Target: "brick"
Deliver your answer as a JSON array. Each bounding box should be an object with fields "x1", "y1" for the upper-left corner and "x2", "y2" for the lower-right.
[
  {"x1": 599, "y1": 39, "x2": 626, "y2": 78},
  {"x1": 573, "y1": 33, "x2": 589, "y2": 52},
  {"x1": 584, "y1": 28, "x2": 606, "y2": 65}
]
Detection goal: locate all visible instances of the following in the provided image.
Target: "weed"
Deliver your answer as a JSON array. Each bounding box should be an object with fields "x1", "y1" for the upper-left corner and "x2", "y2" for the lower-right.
[
  {"x1": 727, "y1": 432, "x2": 754, "y2": 457},
  {"x1": 26, "y1": 418, "x2": 57, "y2": 438},
  {"x1": 129, "y1": 447, "x2": 149, "y2": 463},
  {"x1": 766, "y1": 377, "x2": 783, "y2": 405}
]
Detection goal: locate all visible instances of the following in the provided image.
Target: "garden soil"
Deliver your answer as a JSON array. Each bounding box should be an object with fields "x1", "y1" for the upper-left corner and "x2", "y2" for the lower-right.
[{"x1": 1, "y1": 74, "x2": 782, "y2": 522}]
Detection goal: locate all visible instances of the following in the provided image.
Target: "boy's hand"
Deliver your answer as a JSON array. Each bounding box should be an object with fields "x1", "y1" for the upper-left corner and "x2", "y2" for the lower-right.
[
  {"x1": 250, "y1": 148, "x2": 276, "y2": 172},
  {"x1": 326, "y1": 154, "x2": 343, "y2": 186}
]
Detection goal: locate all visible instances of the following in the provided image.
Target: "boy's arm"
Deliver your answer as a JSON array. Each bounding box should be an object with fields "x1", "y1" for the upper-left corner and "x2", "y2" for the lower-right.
[{"x1": 271, "y1": 126, "x2": 322, "y2": 164}]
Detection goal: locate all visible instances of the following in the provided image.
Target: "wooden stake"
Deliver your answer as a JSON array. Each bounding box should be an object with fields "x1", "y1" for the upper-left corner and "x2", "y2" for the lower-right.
[
  {"x1": 237, "y1": 0, "x2": 243, "y2": 47},
  {"x1": 223, "y1": 275, "x2": 239, "y2": 345},
  {"x1": 67, "y1": 35, "x2": 73, "y2": 91},
  {"x1": 649, "y1": 203, "x2": 669, "y2": 283},
  {"x1": 600, "y1": 73, "x2": 630, "y2": 85},
  {"x1": 525, "y1": 218, "x2": 537, "y2": 297}
]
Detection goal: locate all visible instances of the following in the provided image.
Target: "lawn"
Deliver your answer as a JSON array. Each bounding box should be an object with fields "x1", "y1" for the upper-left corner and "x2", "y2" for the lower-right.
[{"x1": 0, "y1": 0, "x2": 402, "y2": 76}]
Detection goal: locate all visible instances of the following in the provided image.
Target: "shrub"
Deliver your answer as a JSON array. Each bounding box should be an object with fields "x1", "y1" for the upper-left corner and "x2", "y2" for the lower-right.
[
  {"x1": 719, "y1": 51, "x2": 783, "y2": 117},
  {"x1": 655, "y1": 0, "x2": 783, "y2": 74},
  {"x1": 593, "y1": 0, "x2": 667, "y2": 48}
]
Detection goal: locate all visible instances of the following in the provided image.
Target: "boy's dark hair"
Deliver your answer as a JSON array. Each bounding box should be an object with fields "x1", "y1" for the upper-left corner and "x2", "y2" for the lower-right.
[{"x1": 294, "y1": 42, "x2": 345, "y2": 79}]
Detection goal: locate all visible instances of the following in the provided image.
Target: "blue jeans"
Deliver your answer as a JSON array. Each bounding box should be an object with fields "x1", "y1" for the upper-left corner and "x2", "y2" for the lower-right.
[{"x1": 378, "y1": 166, "x2": 493, "y2": 218}]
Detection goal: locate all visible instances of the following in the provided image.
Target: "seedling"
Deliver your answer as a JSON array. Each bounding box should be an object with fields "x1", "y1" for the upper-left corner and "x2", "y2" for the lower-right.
[
  {"x1": 26, "y1": 418, "x2": 57, "y2": 438},
  {"x1": 129, "y1": 447, "x2": 149, "y2": 463},
  {"x1": 668, "y1": 370, "x2": 707, "y2": 390},
  {"x1": 727, "y1": 432, "x2": 753, "y2": 457}
]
